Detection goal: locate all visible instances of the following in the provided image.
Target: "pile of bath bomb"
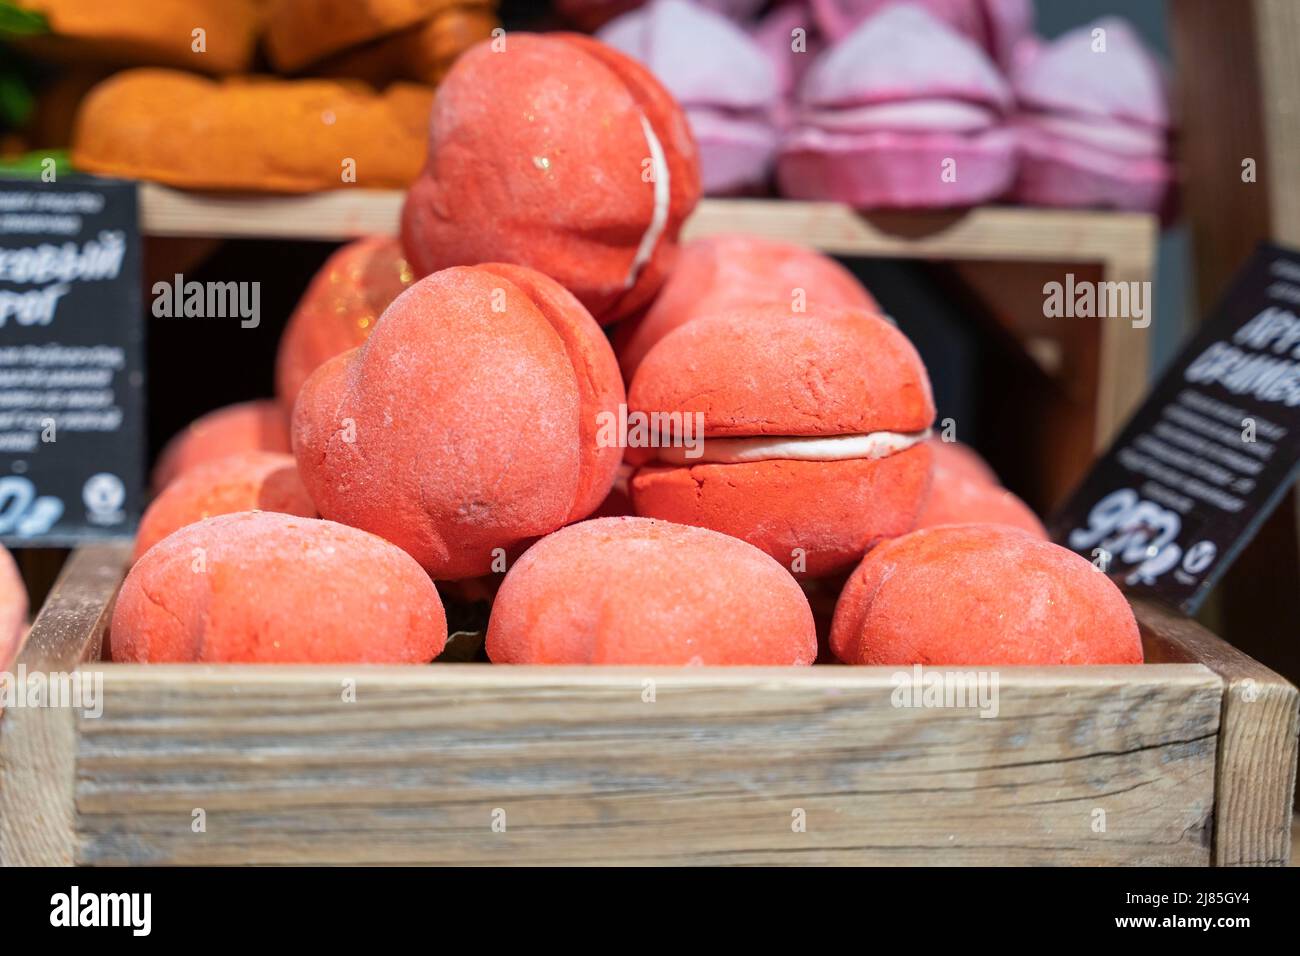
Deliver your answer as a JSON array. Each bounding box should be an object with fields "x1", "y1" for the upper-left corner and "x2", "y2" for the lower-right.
[{"x1": 114, "y1": 26, "x2": 1146, "y2": 670}]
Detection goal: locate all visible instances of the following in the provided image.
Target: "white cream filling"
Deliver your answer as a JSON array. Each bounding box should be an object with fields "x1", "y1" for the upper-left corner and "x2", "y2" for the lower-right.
[
  {"x1": 655, "y1": 429, "x2": 931, "y2": 466},
  {"x1": 626, "y1": 113, "x2": 671, "y2": 290}
]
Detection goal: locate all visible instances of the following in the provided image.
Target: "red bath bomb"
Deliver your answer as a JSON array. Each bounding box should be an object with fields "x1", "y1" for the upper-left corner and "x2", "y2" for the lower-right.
[
  {"x1": 614, "y1": 233, "x2": 881, "y2": 378},
  {"x1": 0, "y1": 544, "x2": 26, "y2": 672},
  {"x1": 487, "y1": 516, "x2": 816, "y2": 665},
  {"x1": 928, "y1": 436, "x2": 998, "y2": 485},
  {"x1": 133, "y1": 451, "x2": 318, "y2": 560},
  {"x1": 275, "y1": 235, "x2": 414, "y2": 410},
  {"x1": 915, "y1": 460, "x2": 1046, "y2": 537},
  {"x1": 293, "y1": 263, "x2": 626, "y2": 579},
  {"x1": 830, "y1": 524, "x2": 1142, "y2": 665},
  {"x1": 401, "y1": 32, "x2": 701, "y2": 324},
  {"x1": 112, "y1": 511, "x2": 447, "y2": 663},
  {"x1": 152, "y1": 400, "x2": 291, "y2": 491},
  {"x1": 629, "y1": 304, "x2": 935, "y2": 576}
]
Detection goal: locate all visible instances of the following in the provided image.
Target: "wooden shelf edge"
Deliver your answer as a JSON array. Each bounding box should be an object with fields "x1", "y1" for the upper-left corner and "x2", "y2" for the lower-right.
[{"x1": 138, "y1": 183, "x2": 1158, "y2": 265}]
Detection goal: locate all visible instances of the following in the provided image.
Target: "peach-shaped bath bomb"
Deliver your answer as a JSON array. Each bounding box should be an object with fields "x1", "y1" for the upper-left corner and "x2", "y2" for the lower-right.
[
  {"x1": 830, "y1": 524, "x2": 1142, "y2": 665},
  {"x1": 629, "y1": 304, "x2": 934, "y2": 576},
  {"x1": 915, "y1": 459, "x2": 1045, "y2": 538},
  {"x1": 133, "y1": 452, "x2": 318, "y2": 561},
  {"x1": 487, "y1": 516, "x2": 816, "y2": 664},
  {"x1": 275, "y1": 236, "x2": 414, "y2": 410},
  {"x1": 152, "y1": 400, "x2": 291, "y2": 492},
  {"x1": 613, "y1": 233, "x2": 881, "y2": 378},
  {"x1": 112, "y1": 512, "x2": 446, "y2": 663},
  {"x1": 401, "y1": 32, "x2": 701, "y2": 324},
  {"x1": 0, "y1": 544, "x2": 27, "y2": 673},
  {"x1": 293, "y1": 264, "x2": 626, "y2": 579},
  {"x1": 928, "y1": 437, "x2": 998, "y2": 485}
]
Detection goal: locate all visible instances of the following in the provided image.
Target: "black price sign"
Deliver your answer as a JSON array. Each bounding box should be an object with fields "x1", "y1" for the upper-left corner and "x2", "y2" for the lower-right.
[
  {"x1": 0, "y1": 177, "x2": 144, "y2": 546},
  {"x1": 1050, "y1": 243, "x2": 1300, "y2": 614}
]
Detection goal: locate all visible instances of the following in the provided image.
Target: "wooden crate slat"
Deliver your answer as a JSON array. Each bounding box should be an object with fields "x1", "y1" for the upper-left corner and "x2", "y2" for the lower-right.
[
  {"x1": 1139, "y1": 598, "x2": 1300, "y2": 867},
  {"x1": 71, "y1": 662, "x2": 1219, "y2": 866},
  {"x1": 0, "y1": 541, "x2": 130, "y2": 866}
]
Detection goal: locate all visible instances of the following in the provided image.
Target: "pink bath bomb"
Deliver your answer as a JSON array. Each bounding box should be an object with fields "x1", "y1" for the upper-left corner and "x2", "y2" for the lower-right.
[
  {"x1": 487, "y1": 516, "x2": 816, "y2": 665},
  {"x1": 153, "y1": 400, "x2": 291, "y2": 492},
  {"x1": 134, "y1": 451, "x2": 318, "y2": 560},
  {"x1": 401, "y1": 32, "x2": 700, "y2": 324},
  {"x1": 293, "y1": 263, "x2": 625, "y2": 579},
  {"x1": 112, "y1": 511, "x2": 447, "y2": 663},
  {"x1": 830, "y1": 523, "x2": 1142, "y2": 665}
]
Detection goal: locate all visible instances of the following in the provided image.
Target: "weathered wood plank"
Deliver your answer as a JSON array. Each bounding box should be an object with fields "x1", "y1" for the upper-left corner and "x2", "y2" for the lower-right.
[
  {"x1": 73, "y1": 663, "x2": 1218, "y2": 866},
  {"x1": 0, "y1": 542, "x2": 130, "y2": 866},
  {"x1": 1137, "y1": 598, "x2": 1299, "y2": 867}
]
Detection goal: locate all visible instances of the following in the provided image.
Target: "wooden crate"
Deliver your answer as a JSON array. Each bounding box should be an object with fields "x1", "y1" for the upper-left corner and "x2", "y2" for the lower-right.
[{"x1": 1, "y1": 543, "x2": 1294, "y2": 867}]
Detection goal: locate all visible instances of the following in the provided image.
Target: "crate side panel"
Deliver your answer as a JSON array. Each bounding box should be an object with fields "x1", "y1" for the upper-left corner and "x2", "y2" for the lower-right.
[{"x1": 73, "y1": 665, "x2": 1219, "y2": 865}]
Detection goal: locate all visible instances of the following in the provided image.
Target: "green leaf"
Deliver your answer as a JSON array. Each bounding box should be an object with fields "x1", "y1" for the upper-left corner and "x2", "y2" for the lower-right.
[{"x1": 0, "y1": 2, "x2": 49, "y2": 36}]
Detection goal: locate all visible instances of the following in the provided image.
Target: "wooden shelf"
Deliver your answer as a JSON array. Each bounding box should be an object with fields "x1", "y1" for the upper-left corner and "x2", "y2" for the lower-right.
[{"x1": 139, "y1": 182, "x2": 1155, "y2": 267}]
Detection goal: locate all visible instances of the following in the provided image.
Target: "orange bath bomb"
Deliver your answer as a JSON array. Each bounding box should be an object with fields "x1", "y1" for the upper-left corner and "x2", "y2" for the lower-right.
[
  {"x1": 14, "y1": 0, "x2": 259, "y2": 74},
  {"x1": 401, "y1": 33, "x2": 701, "y2": 324},
  {"x1": 266, "y1": 0, "x2": 473, "y2": 71},
  {"x1": 134, "y1": 452, "x2": 317, "y2": 561},
  {"x1": 629, "y1": 305, "x2": 935, "y2": 576},
  {"x1": 929, "y1": 437, "x2": 998, "y2": 485},
  {"x1": 614, "y1": 234, "x2": 880, "y2": 378},
  {"x1": 830, "y1": 524, "x2": 1143, "y2": 665},
  {"x1": 313, "y1": 4, "x2": 499, "y2": 87},
  {"x1": 112, "y1": 512, "x2": 447, "y2": 663},
  {"x1": 487, "y1": 517, "x2": 816, "y2": 665},
  {"x1": 0, "y1": 544, "x2": 27, "y2": 673},
  {"x1": 915, "y1": 462, "x2": 1046, "y2": 537},
  {"x1": 275, "y1": 236, "x2": 414, "y2": 410},
  {"x1": 153, "y1": 400, "x2": 291, "y2": 492},
  {"x1": 72, "y1": 70, "x2": 433, "y2": 192},
  {"x1": 293, "y1": 264, "x2": 625, "y2": 579}
]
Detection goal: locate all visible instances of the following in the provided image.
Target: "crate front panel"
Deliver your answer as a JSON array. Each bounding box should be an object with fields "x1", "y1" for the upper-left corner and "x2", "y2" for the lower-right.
[{"x1": 71, "y1": 663, "x2": 1219, "y2": 866}]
